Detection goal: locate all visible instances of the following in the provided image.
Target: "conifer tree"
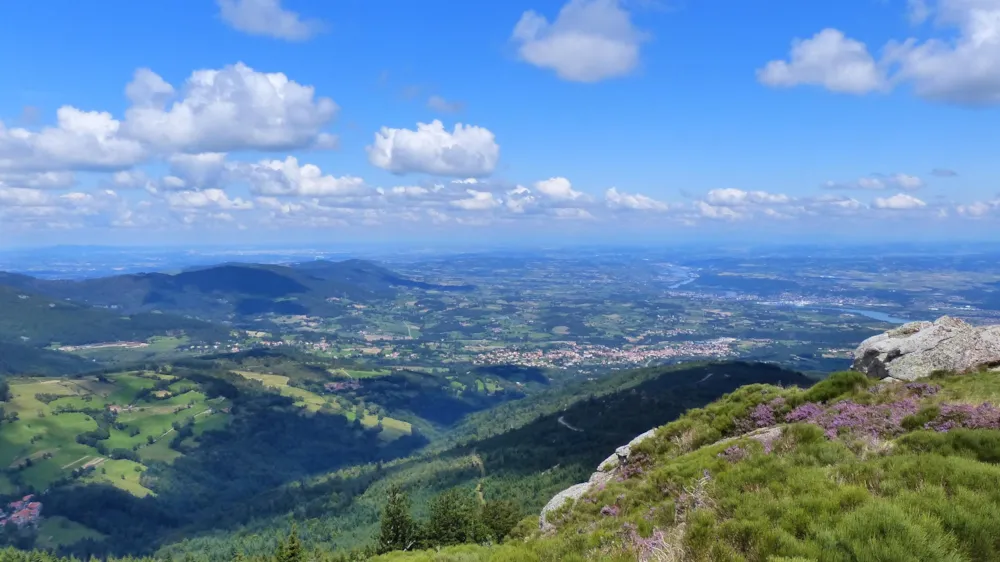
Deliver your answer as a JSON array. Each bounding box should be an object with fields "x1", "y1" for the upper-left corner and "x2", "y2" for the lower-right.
[{"x1": 374, "y1": 484, "x2": 417, "y2": 554}]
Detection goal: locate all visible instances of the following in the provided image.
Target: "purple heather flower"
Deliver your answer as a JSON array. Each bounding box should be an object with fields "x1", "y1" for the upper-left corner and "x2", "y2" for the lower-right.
[
  {"x1": 785, "y1": 402, "x2": 824, "y2": 422},
  {"x1": 601, "y1": 505, "x2": 620, "y2": 517}
]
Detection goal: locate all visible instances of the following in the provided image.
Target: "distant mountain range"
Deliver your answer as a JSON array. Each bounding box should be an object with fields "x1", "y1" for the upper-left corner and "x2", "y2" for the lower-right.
[{"x1": 0, "y1": 259, "x2": 473, "y2": 322}]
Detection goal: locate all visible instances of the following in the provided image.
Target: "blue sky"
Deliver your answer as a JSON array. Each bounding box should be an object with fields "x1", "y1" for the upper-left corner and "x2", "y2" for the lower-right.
[{"x1": 1, "y1": 0, "x2": 999, "y2": 247}]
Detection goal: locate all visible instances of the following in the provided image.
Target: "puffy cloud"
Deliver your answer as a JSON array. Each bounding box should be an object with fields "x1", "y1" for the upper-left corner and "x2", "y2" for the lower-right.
[
  {"x1": 427, "y1": 95, "x2": 465, "y2": 113},
  {"x1": 534, "y1": 177, "x2": 584, "y2": 201},
  {"x1": 122, "y1": 63, "x2": 338, "y2": 153},
  {"x1": 217, "y1": 0, "x2": 323, "y2": 41},
  {"x1": 705, "y1": 188, "x2": 791, "y2": 206},
  {"x1": 512, "y1": 0, "x2": 645, "y2": 82},
  {"x1": 763, "y1": 1, "x2": 1000, "y2": 105},
  {"x1": 873, "y1": 192, "x2": 927, "y2": 209},
  {"x1": 758, "y1": 29, "x2": 887, "y2": 94},
  {"x1": 234, "y1": 156, "x2": 365, "y2": 197},
  {"x1": 885, "y1": 0, "x2": 1000, "y2": 104},
  {"x1": 367, "y1": 120, "x2": 499, "y2": 177},
  {"x1": 823, "y1": 173, "x2": 925, "y2": 190},
  {"x1": 166, "y1": 188, "x2": 253, "y2": 210},
  {"x1": 450, "y1": 189, "x2": 501, "y2": 211},
  {"x1": 605, "y1": 187, "x2": 669, "y2": 211},
  {"x1": 0, "y1": 107, "x2": 146, "y2": 172}
]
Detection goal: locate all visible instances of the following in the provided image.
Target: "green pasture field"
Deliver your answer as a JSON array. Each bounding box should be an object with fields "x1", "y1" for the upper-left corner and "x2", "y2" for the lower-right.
[{"x1": 1, "y1": 372, "x2": 229, "y2": 495}]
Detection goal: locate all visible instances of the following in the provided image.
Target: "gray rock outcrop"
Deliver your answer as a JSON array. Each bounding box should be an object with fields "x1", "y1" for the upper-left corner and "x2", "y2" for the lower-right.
[
  {"x1": 852, "y1": 316, "x2": 1000, "y2": 381},
  {"x1": 539, "y1": 428, "x2": 657, "y2": 533}
]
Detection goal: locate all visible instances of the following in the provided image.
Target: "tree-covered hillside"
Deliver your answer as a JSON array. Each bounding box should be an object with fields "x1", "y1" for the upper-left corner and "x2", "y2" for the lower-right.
[{"x1": 0, "y1": 286, "x2": 228, "y2": 348}]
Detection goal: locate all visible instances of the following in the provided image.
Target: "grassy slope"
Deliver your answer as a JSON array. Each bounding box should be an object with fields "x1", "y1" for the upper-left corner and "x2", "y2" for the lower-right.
[{"x1": 371, "y1": 369, "x2": 1000, "y2": 562}]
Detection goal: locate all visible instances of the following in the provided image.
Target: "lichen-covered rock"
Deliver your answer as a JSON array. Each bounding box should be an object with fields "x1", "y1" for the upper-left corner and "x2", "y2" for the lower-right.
[
  {"x1": 539, "y1": 428, "x2": 658, "y2": 532},
  {"x1": 539, "y1": 483, "x2": 591, "y2": 533},
  {"x1": 852, "y1": 316, "x2": 1000, "y2": 381}
]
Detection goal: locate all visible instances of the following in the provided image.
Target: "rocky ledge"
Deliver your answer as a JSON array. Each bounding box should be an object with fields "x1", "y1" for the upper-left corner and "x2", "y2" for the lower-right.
[
  {"x1": 539, "y1": 428, "x2": 657, "y2": 533},
  {"x1": 852, "y1": 316, "x2": 1000, "y2": 382}
]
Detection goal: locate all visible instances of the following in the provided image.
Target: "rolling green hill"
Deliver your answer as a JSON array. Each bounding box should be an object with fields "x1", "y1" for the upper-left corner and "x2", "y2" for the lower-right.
[
  {"x1": 0, "y1": 260, "x2": 472, "y2": 323},
  {"x1": 0, "y1": 286, "x2": 229, "y2": 350}
]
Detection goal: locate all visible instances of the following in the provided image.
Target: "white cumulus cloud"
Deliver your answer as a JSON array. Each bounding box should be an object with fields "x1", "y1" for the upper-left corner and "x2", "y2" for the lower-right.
[
  {"x1": 450, "y1": 189, "x2": 500, "y2": 211},
  {"x1": 758, "y1": 29, "x2": 887, "y2": 94},
  {"x1": 534, "y1": 177, "x2": 584, "y2": 201},
  {"x1": 762, "y1": 1, "x2": 1000, "y2": 105},
  {"x1": 512, "y1": 0, "x2": 645, "y2": 82},
  {"x1": 605, "y1": 187, "x2": 669, "y2": 211},
  {"x1": 873, "y1": 192, "x2": 927, "y2": 209},
  {"x1": 235, "y1": 156, "x2": 365, "y2": 197},
  {"x1": 706, "y1": 188, "x2": 791, "y2": 206},
  {"x1": 122, "y1": 63, "x2": 338, "y2": 153},
  {"x1": 0, "y1": 107, "x2": 146, "y2": 172},
  {"x1": 367, "y1": 120, "x2": 499, "y2": 177}
]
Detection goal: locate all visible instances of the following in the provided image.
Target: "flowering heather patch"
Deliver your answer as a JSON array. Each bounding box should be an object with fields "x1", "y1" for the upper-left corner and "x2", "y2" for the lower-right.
[
  {"x1": 600, "y1": 505, "x2": 620, "y2": 517},
  {"x1": 785, "y1": 399, "x2": 921, "y2": 439},
  {"x1": 926, "y1": 403, "x2": 1000, "y2": 432},
  {"x1": 821, "y1": 399, "x2": 919, "y2": 439},
  {"x1": 785, "y1": 402, "x2": 824, "y2": 423},
  {"x1": 718, "y1": 445, "x2": 748, "y2": 463},
  {"x1": 751, "y1": 403, "x2": 777, "y2": 427}
]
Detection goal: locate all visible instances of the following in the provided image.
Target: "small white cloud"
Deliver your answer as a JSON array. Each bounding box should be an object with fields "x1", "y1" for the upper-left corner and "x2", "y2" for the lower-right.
[
  {"x1": 706, "y1": 188, "x2": 790, "y2": 206},
  {"x1": 512, "y1": 0, "x2": 645, "y2": 82},
  {"x1": 367, "y1": 120, "x2": 499, "y2": 177},
  {"x1": 217, "y1": 0, "x2": 324, "y2": 41},
  {"x1": 605, "y1": 187, "x2": 669, "y2": 211},
  {"x1": 236, "y1": 156, "x2": 365, "y2": 197},
  {"x1": 450, "y1": 189, "x2": 500, "y2": 211},
  {"x1": 758, "y1": 29, "x2": 887, "y2": 94},
  {"x1": 873, "y1": 192, "x2": 927, "y2": 210},
  {"x1": 534, "y1": 177, "x2": 583, "y2": 201}
]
